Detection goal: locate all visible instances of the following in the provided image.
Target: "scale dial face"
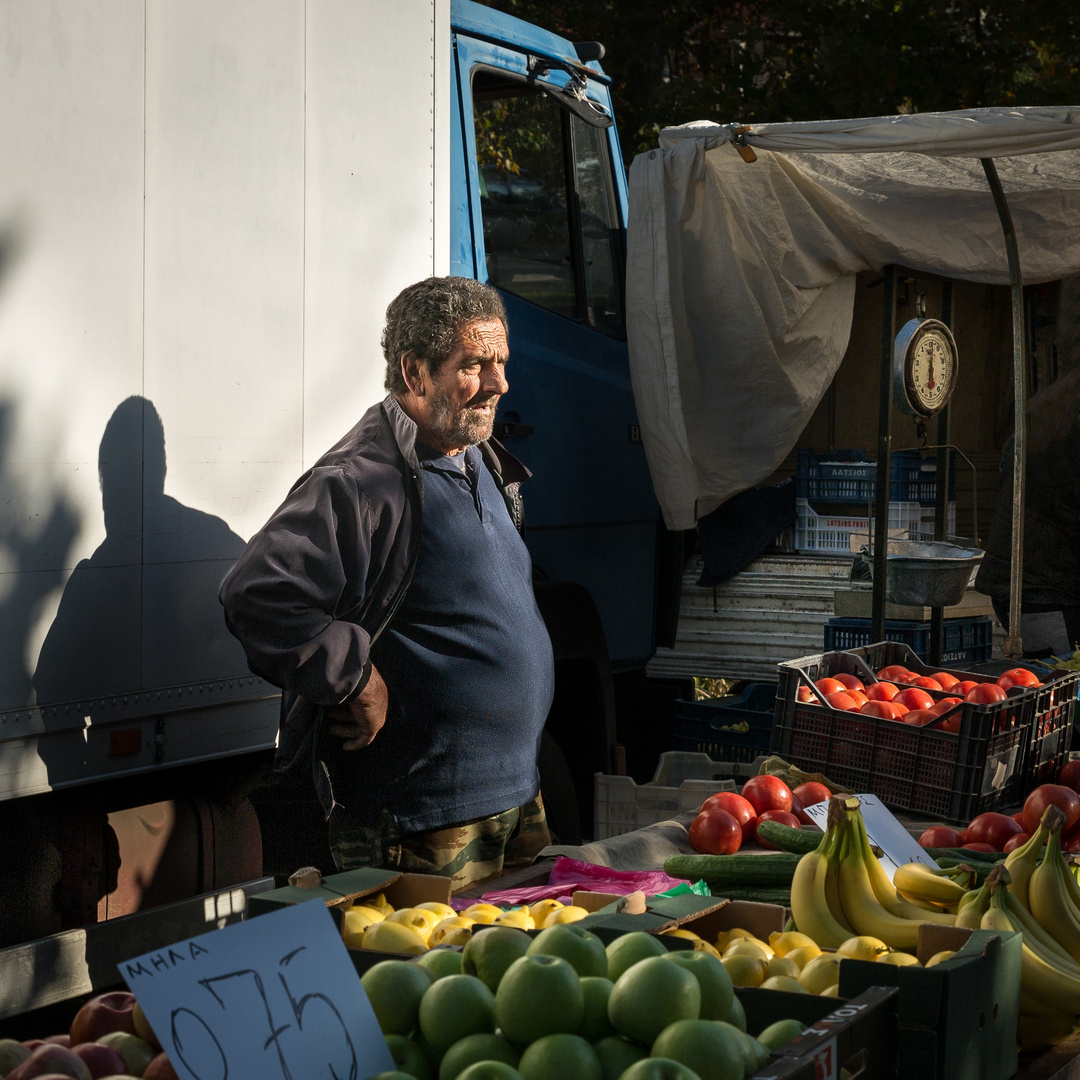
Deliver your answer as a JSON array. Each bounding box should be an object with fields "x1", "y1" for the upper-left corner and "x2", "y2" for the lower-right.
[{"x1": 893, "y1": 317, "x2": 958, "y2": 418}]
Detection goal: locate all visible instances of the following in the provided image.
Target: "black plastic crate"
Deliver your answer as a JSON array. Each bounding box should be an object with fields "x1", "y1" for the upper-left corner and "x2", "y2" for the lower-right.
[
  {"x1": 770, "y1": 642, "x2": 1077, "y2": 824},
  {"x1": 823, "y1": 616, "x2": 993, "y2": 666},
  {"x1": 797, "y1": 448, "x2": 956, "y2": 505},
  {"x1": 673, "y1": 683, "x2": 777, "y2": 763}
]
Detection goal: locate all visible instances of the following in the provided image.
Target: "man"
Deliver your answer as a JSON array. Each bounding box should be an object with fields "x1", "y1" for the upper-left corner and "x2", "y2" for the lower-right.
[{"x1": 220, "y1": 277, "x2": 554, "y2": 890}]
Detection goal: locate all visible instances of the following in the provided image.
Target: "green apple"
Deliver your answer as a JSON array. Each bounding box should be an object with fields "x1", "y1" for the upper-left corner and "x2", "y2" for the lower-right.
[
  {"x1": 527, "y1": 925, "x2": 608, "y2": 979},
  {"x1": 650, "y1": 1019, "x2": 742, "y2": 1080},
  {"x1": 608, "y1": 957, "x2": 700, "y2": 1046},
  {"x1": 619, "y1": 1059, "x2": 702, "y2": 1080},
  {"x1": 726, "y1": 993, "x2": 746, "y2": 1032},
  {"x1": 438, "y1": 1032, "x2": 520, "y2": 1080},
  {"x1": 415, "y1": 949, "x2": 464, "y2": 981},
  {"x1": 578, "y1": 977, "x2": 615, "y2": 1042},
  {"x1": 716, "y1": 1021, "x2": 757, "y2": 1077},
  {"x1": 605, "y1": 933, "x2": 668, "y2": 984},
  {"x1": 591, "y1": 1035, "x2": 646, "y2": 1080},
  {"x1": 385, "y1": 1033, "x2": 436, "y2": 1080},
  {"x1": 418, "y1": 974, "x2": 496, "y2": 1054},
  {"x1": 757, "y1": 1017, "x2": 807, "y2": 1051},
  {"x1": 517, "y1": 1033, "x2": 602, "y2": 1080},
  {"x1": 362, "y1": 960, "x2": 435, "y2": 1035},
  {"x1": 456, "y1": 1063, "x2": 524, "y2": 1080},
  {"x1": 462, "y1": 927, "x2": 533, "y2": 992},
  {"x1": 367, "y1": 1073, "x2": 418, "y2": 1080},
  {"x1": 0, "y1": 1039, "x2": 30, "y2": 1075},
  {"x1": 494, "y1": 955, "x2": 585, "y2": 1046},
  {"x1": 661, "y1": 950, "x2": 733, "y2": 1021}
]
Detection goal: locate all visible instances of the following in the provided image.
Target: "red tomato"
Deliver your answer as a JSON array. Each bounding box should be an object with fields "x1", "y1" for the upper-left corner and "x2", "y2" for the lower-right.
[
  {"x1": 931, "y1": 696, "x2": 964, "y2": 715},
  {"x1": 956, "y1": 681, "x2": 980, "y2": 696},
  {"x1": 797, "y1": 686, "x2": 819, "y2": 704},
  {"x1": 847, "y1": 689, "x2": 870, "y2": 706},
  {"x1": 698, "y1": 791, "x2": 757, "y2": 843},
  {"x1": 997, "y1": 667, "x2": 1042, "y2": 690},
  {"x1": 792, "y1": 781, "x2": 832, "y2": 807},
  {"x1": 740, "y1": 775, "x2": 794, "y2": 816},
  {"x1": 1023, "y1": 784, "x2": 1080, "y2": 834},
  {"x1": 877, "y1": 665, "x2": 912, "y2": 681},
  {"x1": 755, "y1": 810, "x2": 802, "y2": 848},
  {"x1": 825, "y1": 691, "x2": 861, "y2": 712},
  {"x1": 966, "y1": 812, "x2": 1024, "y2": 850},
  {"x1": 689, "y1": 808, "x2": 742, "y2": 855},
  {"x1": 962, "y1": 842, "x2": 999, "y2": 853},
  {"x1": 1004, "y1": 832, "x2": 1032, "y2": 853},
  {"x1": 911, "y1": 676, "x2": 944, "y2": 691},
  {"x1": 1011, "y1": 811, "x2": 1027, "y2": 828},
  {"x1": 890, "y1": 699, "x2": 910, "y2": 717},
  {"x1": 1058, "y1": 759, "x2": 1080, "y2": 793},
  {"x1": 903, "y1": 709, "x2": 940, "y2": 727},
  {"x1": 832, "y1": 673, "x2": 865, "y2": 691},
  {"x1": 1064, "y1": 822, "x2": 1080, "y2": 853},
  {"x1": 816, "y1": 677, "x2": 847, "y2": 696},
  {"x1": 859, "y1": 700, "x2": 906, "y2": 721},
  {"x1": 966, "y1": 682, "x2": 1008, "y2": 705},
  {"x1": 865, "y1": 682, "x2": 900, "y2": 702},
  {"x1": 894, "y1": 687, "x2": 935, "y2": 712},
  {"x1": 931, "y1": 672, "x2": 961, "y2": 690},
  {"x1": 918, "y1": 825, "x2": 964, "y2": 848}
]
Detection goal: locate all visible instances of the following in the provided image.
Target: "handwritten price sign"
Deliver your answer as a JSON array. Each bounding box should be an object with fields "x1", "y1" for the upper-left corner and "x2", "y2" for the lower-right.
[{"x1": 121, "y1": 899, "x2": 394, "y2": 1080}]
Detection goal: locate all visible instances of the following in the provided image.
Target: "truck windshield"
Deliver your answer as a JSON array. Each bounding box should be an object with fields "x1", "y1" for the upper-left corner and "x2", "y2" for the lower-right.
[{"x1": 473, "y1": 73, "x2": 623, "y2": 337}]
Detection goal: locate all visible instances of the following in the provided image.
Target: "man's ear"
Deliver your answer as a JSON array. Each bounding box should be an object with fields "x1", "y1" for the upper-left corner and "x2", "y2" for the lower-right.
[{"x1": 401, "y1": 352, "x2": 427, "y2": 397}]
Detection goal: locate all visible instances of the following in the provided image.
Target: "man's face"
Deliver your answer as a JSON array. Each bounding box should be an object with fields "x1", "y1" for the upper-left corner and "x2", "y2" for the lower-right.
[{"x1": 414, "y1": 318, "x2": 509, "y2": 453}]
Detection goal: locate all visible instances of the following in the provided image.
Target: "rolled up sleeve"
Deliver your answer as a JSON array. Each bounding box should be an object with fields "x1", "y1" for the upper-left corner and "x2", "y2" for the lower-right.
[{"x1": 220, "y1": 466, "x2": 372, "y2": 705}]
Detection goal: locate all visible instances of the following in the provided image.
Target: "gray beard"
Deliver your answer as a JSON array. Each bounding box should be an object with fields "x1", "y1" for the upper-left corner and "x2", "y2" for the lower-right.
[{"x1": 427, "y1": 385, "x2": 496, "y2": 448}]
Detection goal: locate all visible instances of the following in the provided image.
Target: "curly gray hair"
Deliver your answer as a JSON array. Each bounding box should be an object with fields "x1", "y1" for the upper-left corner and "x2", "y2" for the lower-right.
[{"x1": 382, "y1": 277, "x2": 508, "y2": 395}]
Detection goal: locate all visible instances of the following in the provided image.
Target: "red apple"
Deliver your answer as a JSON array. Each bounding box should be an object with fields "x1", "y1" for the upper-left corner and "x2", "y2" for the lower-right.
[
  {"x1": 7, "y1": 1044, "x2": 91, "y2": 1080},
  {"x1": 69, "y1": 993, "x2": 138, "y2": 1046},
  {"x1": 143, "y1": 1052, "x2": 182, "y2": 1079},
  {"x1": 42, "y1": 1036, "x2": 71, "y2": 1048},
  {"x1": 70, "y1": 1042, "x2": 129, "y2": 1080}
]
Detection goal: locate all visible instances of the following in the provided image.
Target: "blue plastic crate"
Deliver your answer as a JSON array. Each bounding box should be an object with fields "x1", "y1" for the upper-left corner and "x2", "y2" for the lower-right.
[
  {"x1": 823, "y1": 616, "x2": 993, "y2": 666},
  {"x1": 672, "y1": 683, "x2": 777, "y2": 763},
  {"x1": 797, "y1": 448, "x2": 956, "y2": 505}
]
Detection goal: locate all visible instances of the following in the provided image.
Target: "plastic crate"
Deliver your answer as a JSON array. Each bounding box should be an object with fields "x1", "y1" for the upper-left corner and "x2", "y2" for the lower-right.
[
  {"x1": 794, "y1": 499, "x2": 926, "y2": 555},
  {"x1": 673, "y1": 683, "x2": 777, "y2": 763},
  {"x1": 823, "y1": 616, "x2": 992, "y2": 666},
  {"x1": 592, "y1": 752, "x2": 750, "y2": 840},
  {"x1": 797, "y1": 448, "x2": 956, "y2": 505},
  {"x1": 771, "y1": 642, "x2": 1077, "y2": 824}
]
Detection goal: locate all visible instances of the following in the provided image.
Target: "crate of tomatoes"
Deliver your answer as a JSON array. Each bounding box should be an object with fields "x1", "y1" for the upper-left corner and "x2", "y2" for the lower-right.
[{"x1": 771, "y1": 642, "x2": 1078, "y2": 825}]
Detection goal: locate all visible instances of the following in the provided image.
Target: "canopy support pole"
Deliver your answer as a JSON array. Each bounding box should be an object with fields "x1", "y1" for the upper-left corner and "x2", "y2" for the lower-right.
[
  {"x1": 980, "y1": 157, "x2": 1027, "y2": 660},
  {"x1": 872, "y1": 268, "x2": 897, "y2": 644}
]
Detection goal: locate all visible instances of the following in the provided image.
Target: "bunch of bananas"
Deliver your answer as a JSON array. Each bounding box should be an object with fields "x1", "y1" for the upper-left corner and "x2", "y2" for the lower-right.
[
  {"x1": 965, "y1": 805, "x2": 1080, "y2": 1050},
  {"x1": 790, "y1": 796, "x2": 959, "y2": 953}
]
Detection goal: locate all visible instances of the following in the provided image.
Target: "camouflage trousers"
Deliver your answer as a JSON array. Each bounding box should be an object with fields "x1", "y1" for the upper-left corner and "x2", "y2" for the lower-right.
[{"x1": 328, "y1": 795, "x2": 551, "y2": 893}]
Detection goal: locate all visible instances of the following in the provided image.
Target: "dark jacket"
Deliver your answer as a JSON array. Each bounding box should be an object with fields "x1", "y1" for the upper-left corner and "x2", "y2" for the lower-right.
[{"x1": 219, "y1": 394, "x2": 530, "y2": 812}]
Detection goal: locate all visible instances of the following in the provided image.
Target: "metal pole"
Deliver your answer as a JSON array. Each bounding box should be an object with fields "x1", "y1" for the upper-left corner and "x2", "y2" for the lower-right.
[
  {"x1": 980, "y1": 158, "x2": 1027, "y2": 660},
  {"x1": 929, "y1": 282, "x2": 953, "y2": 667},
  {"x1": 872, "y1": 268, "x2": 896, "y2": 643}
]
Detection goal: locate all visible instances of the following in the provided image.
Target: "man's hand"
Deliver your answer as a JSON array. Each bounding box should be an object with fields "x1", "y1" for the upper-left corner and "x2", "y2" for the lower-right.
[{"x1": 326, "y1": 664, "x2": 388, "y2": 750}]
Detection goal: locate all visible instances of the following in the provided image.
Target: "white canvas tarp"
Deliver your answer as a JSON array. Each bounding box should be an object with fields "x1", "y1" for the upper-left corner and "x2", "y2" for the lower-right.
[{"x1": 626, "y1": 107, "x2": 1080, "y2": 530}]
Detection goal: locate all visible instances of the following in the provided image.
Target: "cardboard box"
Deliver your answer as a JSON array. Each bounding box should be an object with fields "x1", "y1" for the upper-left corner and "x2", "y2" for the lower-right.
[
  {"x1": 749, "y1": 986, "x2": 899, "y2": 1080},
  {"x1": 837, "y1": 924, "x2": 1021, "y2": 1080}
]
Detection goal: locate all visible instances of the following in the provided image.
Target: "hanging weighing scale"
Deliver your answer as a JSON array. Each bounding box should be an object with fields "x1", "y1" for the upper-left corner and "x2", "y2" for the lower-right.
[{"x1": 892, "y1": 292, "x2": 959, "y2": 419}]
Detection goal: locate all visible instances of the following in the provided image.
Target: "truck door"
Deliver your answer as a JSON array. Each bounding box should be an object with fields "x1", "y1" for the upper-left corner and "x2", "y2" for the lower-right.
[{"x1": 450, "y1": 17, "x2": 661, "y2": 672}]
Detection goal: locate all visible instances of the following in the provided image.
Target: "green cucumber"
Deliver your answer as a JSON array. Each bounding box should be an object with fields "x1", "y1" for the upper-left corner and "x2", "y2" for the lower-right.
[
  {"x1": 663, "y1": 852, "x2": 801, "y2": 888},
  {"x1": 712, "y1": 886, "x2": 792, "y2": 905},
  {"x1": 754, "y1": 821, "x2": 824, "y2": 855}
]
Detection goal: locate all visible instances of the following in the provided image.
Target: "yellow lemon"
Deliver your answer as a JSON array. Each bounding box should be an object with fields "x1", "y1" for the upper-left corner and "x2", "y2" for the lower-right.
[
  {"x1": 836, "y1": 936, "x2": 890, "y2": 962},
  {"x1": 416, "y1": 901, "x2": 458, "y2": 921},
  {"x1": 351, "y1": 902, "x2": 387, "y2": 923},
  {"x1": 663, "y1": 929, "x2": 704, "y2": 943},
  {"x1": 721, "y1": 953, "x2": 766, "y2": 988},
  {"x1": 768, "y1": 931, "x2": 820, "y2": 957},
  {"x1": 784, "y1": 945, "x2": 822, "y2": 971},
  {"x1": 361, "y1": 920, "x2": 428, "y2": 955},
  {"x1": 528, "y1": 899, "x2": 565, "y2": 925},
  {"x1": 765, "y1": 956, "x2": 802, "y2": 981},
  {"x1": 541, "y1": 905, "x2": 589, "y2": 927},
  {"x1": 342, "y1": 906, "x2": 383, "y2": 948},
  {"x1": 878, "y1": 951, "x2": 922, "y2": 967},
  {"x1": 360, "y1": 892, "x2": 395, "y2": 916},
  {"x1": 724, "y1": 933, "x2": 773, "y2": 959},
  {"x1": 385, "y1": 907, "x2": 442, "y2": 944},
  {"x1": 723, "y1": 940, "x2": 770, "y2": 965},
  {"x1": 797, "y1": 953, "x2": 841, "y2": 995},
  {"x1": 819, "y1": 982, "x2": 841, "y2": 997},
  {"x1": 495, "y1": 908, "x2": 536, "y2": 930},
  {"x1": 462, "y1": 903, "x2": 505, "y2": 925},
  {"x1": 761, "y1": 975, "x2": 807, "y2": 994},
  {"x1": 925, "y1": 950, "x2": 956, "y2": 968},
  {"x1": 429, "y1": 916, "x2": 476, "y2": 947}
]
